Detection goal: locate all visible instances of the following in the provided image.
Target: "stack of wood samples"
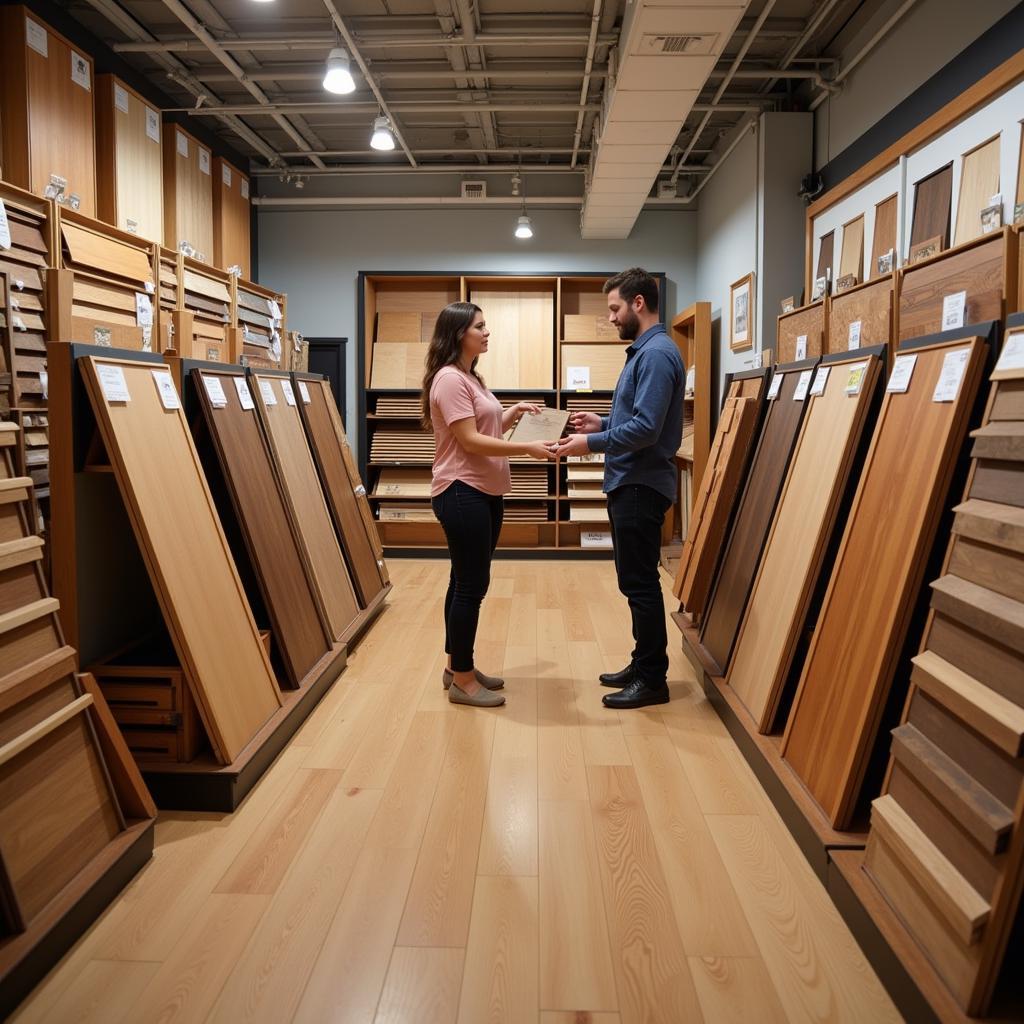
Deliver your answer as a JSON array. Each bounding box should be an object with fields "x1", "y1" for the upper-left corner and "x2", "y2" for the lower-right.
[
  {"x1": 953, "y1": 135, "x2": 1001, "y2": 246},
  {"x1": 236, "y1": 279, "x2": 284, "y2": 367},
  {"x1": 510, "y1": 466, "x2": 552, "y2": 498},
  {"x1": 0, "y1": 180, "x2": 51, "y2": 411},
  {"x1": 296, "y1": 376, "x2": 389, "y2": 608},
  {"x1": 181, "y1": 259, "x2": 231, "y2": 361},
  {"x1": 781, "y1": 332, "x2": 989, "y2": 828},
  {"x1": 827, "y1": 275, "x2": 894, "y2": 355},
  {"x1": 870, "y1": 194, "x2": 898, "y2": 279},
  {"x1": 95, "y1": 75, "x2": 163, "y2": 243},
  {"x1": 212, "y1": 157, "x2": 250, "y2": 277},
  {"x1": 191, "y1": 368, "x2": 333, "y2": 688},
  {"x1": 370, "y1": 428, "x2": 435, "y2": 463},
  {"x1": 374, "y1": 395, "x2": 421, "y2": 417},
  {"x1": 155, "y1": 247, "x2": 179, "y2": 352},
  {"x1": 564, "y1": 395, "x2": 613, "y2": 417},
  {"x1": 55, "y1": 211, "x2": 156, "y2": 350},
  {"x1": 79, "y1": 356, "x2": 281, "y2": 763},
  {"x1": 250, "y1": 373, "x2": 360, "y2": 642},
  {"x1": 162, "y1": 125, "x2": 213, "y2": 261},
  {"x1": 13, "y1": 410, "x2": 49, "y2": 506},
  {"x1": 469, "y1": 283, "x2": 554, "y2": 389},
  {"x1": 728, "y1": 350, "x2": 885, "y2": 731},
  {"x1": 503, "y1": 503, "x2": 549, "y2": 523},
  {"x1": 863, "y1": 325, "x2": 1024, "y2": 1015},
  {"x1": 0, "y1": 7, "x2": 97, "y2": 217},
  {"x1": 777, "y1": 301, "x2": 825, "y2": 362},
  {"x1": 699, "y1": 359, "x2": 818, "y2": 675}
]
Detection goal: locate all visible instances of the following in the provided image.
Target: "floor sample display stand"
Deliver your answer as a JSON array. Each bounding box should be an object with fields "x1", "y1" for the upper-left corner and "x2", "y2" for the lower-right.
[{"x1": 781, "y1": 326, "x2": 991, "y2": 829}]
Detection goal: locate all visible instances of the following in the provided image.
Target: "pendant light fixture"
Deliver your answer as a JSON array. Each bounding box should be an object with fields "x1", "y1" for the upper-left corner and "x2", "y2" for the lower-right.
[
  {"x1": 370, "y1": 114, "x2": 396, "y2": 151},
  {"x1": 513, "y1": 167, "x2": 533, "y2": 239},
  {"x1": 323, "y1": 47, "x2": 355, "y2": 94}
]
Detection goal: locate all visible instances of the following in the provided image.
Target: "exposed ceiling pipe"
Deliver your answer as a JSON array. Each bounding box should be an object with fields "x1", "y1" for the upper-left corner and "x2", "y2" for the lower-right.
[
  {"x1": 453, "y1": 0, "x2": 499, "y2": 156},
  {"x1": 249, "y1": 162, "x2": 711, "y2": 175},
  {"x1": 274, "y1": 147, "x2": 595, "y2": 157},
  {"x1": 570, "y1": 0, "x2": 602, "y2": 169},
  {"x1": 320, "y1": 0, "x2": 418, "y2": 167},
  {"x1": 708, "y1": 67, "x2": 836, "y2": 89},
  {"x1": 432, "y1": 0, "x2": 488, "y2": 163},
  {"x1": 179, "y1": 101, "x2": 605, "y2": 115},
  {"x1": 762, "y1": 0, "x2": 843, "y2": 92},
  {"x1": 251, "y1": 195, "x2": 694, "y2": 207}
]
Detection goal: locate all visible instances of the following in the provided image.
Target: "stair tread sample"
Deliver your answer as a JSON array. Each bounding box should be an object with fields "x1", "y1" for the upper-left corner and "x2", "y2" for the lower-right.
[
  {"x1": 781, "y1": 336, "x2": 986, "y2": 828},
  {"x1": 80, "y1": 357, "x2": 281, "y2": 764}
]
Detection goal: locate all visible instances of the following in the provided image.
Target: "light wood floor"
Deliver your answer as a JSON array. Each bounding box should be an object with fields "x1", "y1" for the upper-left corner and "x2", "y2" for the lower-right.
[{"x1": 14, "y1": 559, "x2": 903, "y2": 1023}]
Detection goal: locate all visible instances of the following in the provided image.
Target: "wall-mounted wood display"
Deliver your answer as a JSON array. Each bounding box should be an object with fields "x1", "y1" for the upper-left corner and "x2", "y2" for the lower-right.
[
  {"x1": 191, "y1": 368, "x2": 333, "y2": 689},
  {"x1": 781, "y1": 333, "x2": 988, "y2": 829},
  {"x1": 776, "y1": 301, "x2": 825, "y2": 363},
  {"x1": 699, "y1": 358, "x2": 818, "y2": 675},
  {"x1": 827, "y1": 276, "x2": 894, "y2": 355},
  {"x1": 212, "y1": 157, "x2": 250, "y2": 277},
  {"x1": 728, "y1": 350, "x2": 885, "y2": 732},
  {"x1": 0, "y1": 7, "x2": 97, "y2": 217},
  {"x1": 870, "y1": 194, "x2": 899, "y2": 280},
  {"x1": 898, "y1": 229, "x2": 1017, "y2": 342},
  {"x1": 79, "y1": 356, "x2": 281, "y2": 763},
  {"x1": 815, "y1": 229, "x2": 835, "y2": 283},
  {"x1": 910, "y1": 163, "x2": 954, "y2": 254},
  {"x1": 468, "y1": 279, "x2": 555, "y2": 389},
  {"x1": 236, "y1": 278, "x2": 284, "y2": 368},
  {"x1": 839, "y1": 215, "x2": 865, "y2": 284},
  {"x1": 95, "y1": 75, "x2": 162, "y2": 244},
  {"x1": 954, "y1": 136, "x2": 1001, "y2": 246},
  {"x1": 162, "y1": 124, "x2": 213, "y2": 262}
]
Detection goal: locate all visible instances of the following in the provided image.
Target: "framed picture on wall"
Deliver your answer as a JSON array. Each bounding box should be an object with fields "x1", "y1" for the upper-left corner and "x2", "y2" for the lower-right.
[{"x1": 730, "y1": 272, "x2": 754, "y2": 352}]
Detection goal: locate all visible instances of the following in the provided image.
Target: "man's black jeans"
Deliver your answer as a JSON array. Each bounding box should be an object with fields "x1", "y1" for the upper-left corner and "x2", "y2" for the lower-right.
[
  {"x1": 432, "y1": 480, "x2": 503, "y2": 672},
  {"x1": 607, "y1": 484, "x2": 672, "y2": 689}
]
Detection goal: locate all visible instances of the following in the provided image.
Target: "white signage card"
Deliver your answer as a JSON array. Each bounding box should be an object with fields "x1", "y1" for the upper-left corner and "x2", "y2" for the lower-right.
[
  {"x1": 40, "y1": 370, "x2": 48, "y2": 400},
  {"x1": 795, "y1": 335, "x2": 808, "y2": 360},
  {"x1": 994, "y1": 332, "x2": 1024, "y2": 373},
  {"x1": 809, "y1": 366, "x2": 830, "y2": 396},
  {"x1": 268, "y1": 298, "x2": 282, "y2": 324},
  {"x1": 792, "y1": 369, "x2": 813, "y2": 401},
  {"x1": 298, "y1": 381, "x2": 312, "y2": 404},
  {"x1": 114, "y1": 83, "x2": 130, "y2": 113},
  {"x1": 0, "y1": 200, "x2": 10, "y2": 251},
  {"x1": 844, "y1": 362, "x2": 868, "y2": 396},
  {"x1": 281, "y1": 380, "x2": 297, "y2": 406},
  {"x1": 766, "y1": 373, "x2": 783, "y2": 400},
  {"x1": 241, "y1": 179, "x2": 249, "y2": 199},
  {"x1": 848, "y1": 320, "x2": 862, "y2": 349},
  {"x1": 152, "y1": 370, "x2": 181, "y2": 410},
  {"x1": 580, "y1": 530, "x2": 613, "y2": 549},
  {"x1": 70, "y1": 52, "x2": 90, "y2": 91},
  {"x1": 145, "y1": 107, "x2": 159, "y2": 143},
  {"x1": 567, "y1": 366, "x2": 590, "y2": 390},
  {"x1": 25, "y1": 17, "x2": 48, "y2": 57},
  {"x1": 234, "y1": 377, "x2": 255, "y2": 410},
  {"x1": 98, "y1": 365, "x2": 131, "y2": 403},
  {"x1": 941, "y1": 290, "x2": 967, "y2": 331},
  {"x1": 752, "y1": 351, "x2": 762, "y2": 369},
  {"x1": 176, "y1": 130, "x2": 189, "y2": 158},
  {"x1": 202, "y1": 375, "x2": 228, "y2": 407},
  {"x1": 222, "y1": 164, "x2": 232, "y2": 187},
  {"x1": 684, "y1": 365, "x2": 695, "y2": 395},
  {"x1": 932, "y1": 348, "x2": 971, "y2": 402},
  {"x1": 134, "y1": 292, "x2": 153, "y2": 327},
  {"x1": 144, "y1": 279, "x2": 155, "y2": 294},
  {"x1": 886, "y1": 353, "x2": 917, "y2": 393},
  {"x1": 259, "y1": 379, "x2": 278, "y2": 406},
  {"x1": 199, "y1": 149, "x2": 211, "y2": 175}
]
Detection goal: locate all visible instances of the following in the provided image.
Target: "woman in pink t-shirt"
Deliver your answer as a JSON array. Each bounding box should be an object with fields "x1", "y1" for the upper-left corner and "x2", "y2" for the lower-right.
[{"x1": 422, "y1": 301, "x2": 554, "y2": 707}]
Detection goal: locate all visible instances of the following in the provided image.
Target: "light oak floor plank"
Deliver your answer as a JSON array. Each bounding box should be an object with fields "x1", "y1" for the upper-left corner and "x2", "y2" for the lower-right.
[
  {"x1": 40, "y1": 960, "x2": 160, "y2": 1024},
  {"x1": 374, "y1": 947, "x2": 465, "y2": 1024},
  {"x1": 689, "y1": 956, "x2": 789, "y2": 1024}
]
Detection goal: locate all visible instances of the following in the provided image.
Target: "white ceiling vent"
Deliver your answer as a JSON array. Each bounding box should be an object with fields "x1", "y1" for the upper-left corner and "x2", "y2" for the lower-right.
[
  {"x1": 460, "y1": 180, "x2": 487, "y2": 199},
  {"x1": 636, "y1": 32, "x2": 719, "y2": 56}
]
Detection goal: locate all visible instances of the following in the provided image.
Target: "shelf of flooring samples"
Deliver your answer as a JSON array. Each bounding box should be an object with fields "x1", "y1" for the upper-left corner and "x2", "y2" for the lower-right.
[
  {"x1": 781, "y1": 325, "x2": 992, "y2": 830},
  {"x1": 236, "y1": 278, "x2": 285, "y2": 368},
  {"x1": 179, "y1": 257, "x2": 232, "y2": 362},
  {"x1": 777, "y1": 300, "x2": 826, "y2": 363},
  {"x1": 827, "y1": 275, "x2": 895, "y2": 357}
]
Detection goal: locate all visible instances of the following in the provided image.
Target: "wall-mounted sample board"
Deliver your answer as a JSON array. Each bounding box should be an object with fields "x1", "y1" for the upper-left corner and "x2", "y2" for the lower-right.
[
  {"x1": 870, "y1": 194, "x2": 898, "y2": 280},
  {"x1": 162, "y1": 124, "x2": 213, "y2": 262},
  {"x1": 953, "y1": 136, "x2": 1000, "y2": 246},
  {"x1": 828, "y1": 277, "x2": 894, "y2": 355},
  {"x1": 469, "y1": 281, "x2": 555, "y2": 389},
  {"x1": 776, "y1": 301, "x2": 825, "y2": 363},
  {"x1": 910, "y1": 163, "x2": 954, "y2": 254},
  {"x1": 212, "y1": 157, "x2": 250, "y2": 277}
]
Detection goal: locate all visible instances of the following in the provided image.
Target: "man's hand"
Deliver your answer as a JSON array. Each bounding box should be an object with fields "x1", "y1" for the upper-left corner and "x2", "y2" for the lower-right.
[
  {"x1": 569, "y1": 411, "x2": 602, "y2": 434},
  {"x1": 553, "y1": 433, "x2": 591, "y2": 458}
]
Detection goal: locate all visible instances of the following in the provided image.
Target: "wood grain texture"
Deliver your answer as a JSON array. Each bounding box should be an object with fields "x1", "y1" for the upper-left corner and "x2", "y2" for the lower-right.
[
  {"x1": 839, "y1": 215, "x2": 865, "y2": 282},
  {"x1": 870, "y1": 194, "x2": 899, "y2": 279},
  {"x1": 911, "y1": 163, "x2": 953, "y2": 249},
  {"x1": 828, "y1": 278, "x2": 893, "y2": 353},
  {"x1": 370, "y1": 342, "x2": 427, "y2": 389},
  {"x1": 776, "y1": 303, "x2": 824, "y2": 363},
  {"x1": 81, "y1": 357, "x2": 281, "y2": 762},
  {"x1": 815, "y1": 230, "x2": 834, "y2": 281},
  {"x1": 162, "y1": 126, "x2": 213, "y2": 259},
  {"x1": 728, "y1": 353, "x2": 882, "y2": 731},
  {"x1": 560, "y1": 344, "x2": 625, "y2": 391},
  {"x1": 472, "y1": 287, "x2": 554, "y2": 389},
  {"x1": 375, "y1": 947, "x2": 464, "y2": 1024},
  {"x1": 212, "y1": 158, "x2": 250, "y2": 278},
  {"x1": 782, "y1": 338, "x2": 986, "y2": 827},
  {"x1": 954, "y1": 136, "x2": 1001, "y2": 245},
  {"x1": 194, "y1": 369, "x2": 333, "y2": 687}
]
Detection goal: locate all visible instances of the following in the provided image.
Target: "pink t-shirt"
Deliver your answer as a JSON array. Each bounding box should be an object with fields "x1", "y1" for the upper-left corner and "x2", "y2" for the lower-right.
[{"x1": 429, "y1": 366, "x2": 512, "y2": 497}]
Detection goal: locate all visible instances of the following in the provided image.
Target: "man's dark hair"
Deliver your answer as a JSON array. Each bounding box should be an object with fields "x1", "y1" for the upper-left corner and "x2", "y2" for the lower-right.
[{"x1": 603, "y1": 267, "x2": 659, "y2": 314}]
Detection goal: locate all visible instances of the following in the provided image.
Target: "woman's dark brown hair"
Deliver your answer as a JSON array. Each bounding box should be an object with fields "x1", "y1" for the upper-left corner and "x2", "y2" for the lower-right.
[{"x1": 421, "y1": 301, "x2": 485, "y2": 429}]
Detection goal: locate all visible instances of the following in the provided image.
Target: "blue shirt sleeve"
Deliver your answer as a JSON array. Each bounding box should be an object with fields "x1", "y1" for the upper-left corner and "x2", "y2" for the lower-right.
[{"x1": 587, "y1": 348, "x2": 678, "y2": 454}]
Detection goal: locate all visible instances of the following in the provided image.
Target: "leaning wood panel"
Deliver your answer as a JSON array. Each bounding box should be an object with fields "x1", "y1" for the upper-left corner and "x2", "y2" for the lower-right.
[
  {"x1": 910, "y1": 163, "x2": 953, "y2": 251},
  {"x1": 954, "y1": 136, "x2": 1001, "y2": 246},
  {"x1": 162, "y1": 125, "x2": 214, "y2": 262},
  {"x1": 870, "y1": 194, "x2": 898, "y2": 280},
  {"x1": 839, "y1": 215, "x2": 865, "y2": 283},
  {"x1": 251, "y1": 374, "x2": 360, "y2": 642},
  {"x1": 79, "y1": 357, "x2": 281, "y2": 762},
  {"x1": 782, "y1": 336, "x2": 986, "y2": 827},
  {"x1": 776, "y1": 302, "x2": 825, "y2": 363}
]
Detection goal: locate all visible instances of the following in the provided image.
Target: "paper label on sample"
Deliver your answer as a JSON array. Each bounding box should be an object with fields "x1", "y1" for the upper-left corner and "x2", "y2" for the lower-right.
[
  {"x1": 684, "y1": 365, "x2": 695, "y2": 396},
  {"x1": 298, "y1": 381, "x2": 311, "y2": 404},
  {"x1": 886, "y1": 353, "x2": 917, "y2": 393},
  {"x1": 994, "y1": 332, "x2": 1024, "y2": 374},
  {"x1": 202, "y1": 375, "x2": 228, "y2": 407},
  {"x1": 941, "y1": 291, "x2": 966, "y2": 331},
  {"x1": 114, "y1": 83, "x2": 130, "y2": 113},
  {"x1": 581, "y1": 530, "x2": 613, "y2": 549},
  {"x1": 766, "y1": 373, "x2": 783, "y2": 400},
  {"x1": 281, "y1": 380, "x2": 297, "y2": 406},
  {"x1": 176, "y1": 131, "x2": 189, "y2": 159},
  {"x1": 268, "y1": 299, "x2": 283, "y2": 325},
  {"x1": 0, "y1": 200, "x2": 10, "y2": 251},
  {"x1": 145, "y1": 107, "x2": 159, "y2": 143},
  {"x1": 234, "y1": 377, "x2": 255, "y2": 410},
  {"x1": 222, "y1": 164, "x2": 232, "y2": 187},
  {"x1": 932, "y1": 348, "x2": 970, "y2": 402},
  {"x1": 848, "y1": 320, "x2": 862, "y2": 350},
  {"x1": 792, "y1": 369, "x2": 813, "y2": 401},
  {"x1": 259, "y1": 379, "x2": 278, "y2": 406},
  {"x1": 241, "y1": 179, "x2": 249, "y2": 199},
  {"x1": 845, "y1": 362, "x2": 868, "y2": 395},
  {"x1": 98, "y1": 365, "x2": 131, "y2": 403},
  {"x1": 39, "y1": 370, "x2": 48, "y2": 400},
  {"x1": 25, "y1": 17, "x2": 48, "y2": 57},
  {"x1": 752, "y1": 351, "x2": 762, "y2": 369},
  {"x1": 134, "y1": 292, "x2": 153, "y2": 327},
  {"x1": 70, "y1": 52, "x2": 90, "y2": 91},
  {"x1": 567, "y1": 366, "x2": 590, "y2": 390},
  {"x1": 152, "y1": 370, "x2": 180, "y2": 410},
  {"x1": 199, "y1": 149, "x2": 211, "y2": 175},
  {"x1": 809, "y1": 366, "x2": 830, "y2": 396},
  {"x1": 795, "y1": 335, "x2": 808, "y2": 360}
]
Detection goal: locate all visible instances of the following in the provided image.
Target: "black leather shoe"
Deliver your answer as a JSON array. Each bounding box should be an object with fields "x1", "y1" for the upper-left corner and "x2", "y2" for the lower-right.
[
  {"x1": 599, "y1": 664, "x2": 635, "y2": 688},
  {"x1": 602, "y1": 678, "x2": 670, "y2": 710}
]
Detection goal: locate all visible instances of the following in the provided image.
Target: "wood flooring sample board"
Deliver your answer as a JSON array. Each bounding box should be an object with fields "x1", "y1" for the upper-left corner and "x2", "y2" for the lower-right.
[
  {"x1": 781, "y1": 336, "x2": 987, "y2": 828},
  {"x1": 80, "y1": 357, "x2": 281, "y2": 764}
]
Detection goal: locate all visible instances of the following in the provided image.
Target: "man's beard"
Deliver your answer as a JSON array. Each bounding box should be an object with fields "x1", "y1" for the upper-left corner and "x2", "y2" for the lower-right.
[{"x1": 617, "y1": 309, "x2": 640, "y2": 340}]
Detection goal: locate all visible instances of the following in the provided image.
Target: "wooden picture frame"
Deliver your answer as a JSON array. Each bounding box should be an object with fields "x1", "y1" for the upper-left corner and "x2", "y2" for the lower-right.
[{"x1": 730, "y1": 272, "x2": 755, "y2": 352}]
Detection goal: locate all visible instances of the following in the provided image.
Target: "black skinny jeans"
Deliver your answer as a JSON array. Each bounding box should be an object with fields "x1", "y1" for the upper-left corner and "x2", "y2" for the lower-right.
[
  {"x1": 608, "y1": 484, "x2": 672, "y2": 689},
  {"x1": 432, "y1": 480, "x2": 504, "y2": 672}
]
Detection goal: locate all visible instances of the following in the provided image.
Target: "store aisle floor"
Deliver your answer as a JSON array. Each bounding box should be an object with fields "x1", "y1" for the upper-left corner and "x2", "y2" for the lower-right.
[{"x1": 12, "y1": 559, "x2": 902, "y2": 1023}]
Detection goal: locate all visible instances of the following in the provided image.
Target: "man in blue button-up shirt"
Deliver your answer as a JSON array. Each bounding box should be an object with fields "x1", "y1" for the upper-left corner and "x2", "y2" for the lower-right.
[{"x1": 555, "y1": 268, "x2": 684, "y2": 709}]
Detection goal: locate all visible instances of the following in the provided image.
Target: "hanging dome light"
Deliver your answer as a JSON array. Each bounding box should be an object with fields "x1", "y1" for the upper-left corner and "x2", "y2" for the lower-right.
[
  {"x1": 370, "y1": 115, "x2": 396, "y2": 151},
  {"x1": 514, "y1": 214, "x2": 533, "y2": 239},
  {"x1": 322, "y1": 48, "x2": 355, "y2": 94}
]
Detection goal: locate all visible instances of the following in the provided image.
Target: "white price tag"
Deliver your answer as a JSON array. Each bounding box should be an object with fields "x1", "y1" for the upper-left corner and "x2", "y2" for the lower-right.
[
  {"x1": 268, "y1": 298, "x2": 283, "y2": 325},
  {"x1": 145, "y1": 107, "x2": 159, "y2": 143},
  {"x1": 994, "y1": 332, "x2": 1024, "y2": 373},
  {"x1": 766, "y1": 373, "x2": 783, "y2": 400},
  {"x1": 152, "y1": 370, "x2": 180, "y2": 410},
  {"x1": 144, "y1": 280, "x2": 155, "y2": 294},
  {"x1": 40, "y1": 371, "x2": 48, "y2": 400},
  {"x1": 234, "y1": 377, "x2": 255, "y2": 410},
  {"x1": 567, "y1": 366, "x2": 590, "y2": 390},
  {"x1": 886, "y1": 353, "x2": 917, "y2": 393},
  {"x1": 70, "y1": 52, "x2": 90, "y2": 91},
  {"x1": 844, "y1": 362, "x2": 868, "y2": 396},
  {"x1": 199, "y1": 149, "x2": 210, "y2": 175},
  {"x1": 25, "y1": 17, "x2": 48, "y2": 57},
  {"x1": 114, "y1": 83, "x2": 130, "y2": 113},
  {"x1": 298, "y1": 381, "x2": 312, "y2": 404},
  {"x1": 941, "y1": 291, "x2": 967, "y2": 331},
  {"x1": 795, "y1": 335, "x2": 808, "y2": 360},
  {"x1": 0, "y1": 200, "x2": 10, "y2": 251},
  {"x1": 176, "y1": 130, "x2": 189, "y2": 158},
  {"x1": 281, "y1": 380, "x2": 297, "y2": 406},
  {"x1": 793, "y1": 369, "x2": 813, "y2": 401},
  {"x1": 684, "y1": 365, "x2": 695, "y2": 395},
  {"x1": 98, "y1": 365, "x2": 131, "y2": 403},
  {"x1": 752, "y1": 351, "x2": 762, "y2": 369},
  {"x1": 809, "y1": 366, "x2": 830, "y2": 396},
  {"x1": 134, "y1": 292, "x2": 153, "y2": 327},
  {"x1": 222, "y1": 163, "x2": 232, "y2": 187},
  {"x1": 932, "y1": 348, "x2": 971, "y2": 402},
  {"x1": 259, "y1": 379, "x2": 278, "y2": 406},
  {"x1": 848, "y1": 320, "x2": 862, "y2": 350},
  {"x1": 241, "y1": 179, "x2": 249, "y2": 200},
  {"x1": 202, "y1": 375, "x2": 228, "y2": 407}
]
